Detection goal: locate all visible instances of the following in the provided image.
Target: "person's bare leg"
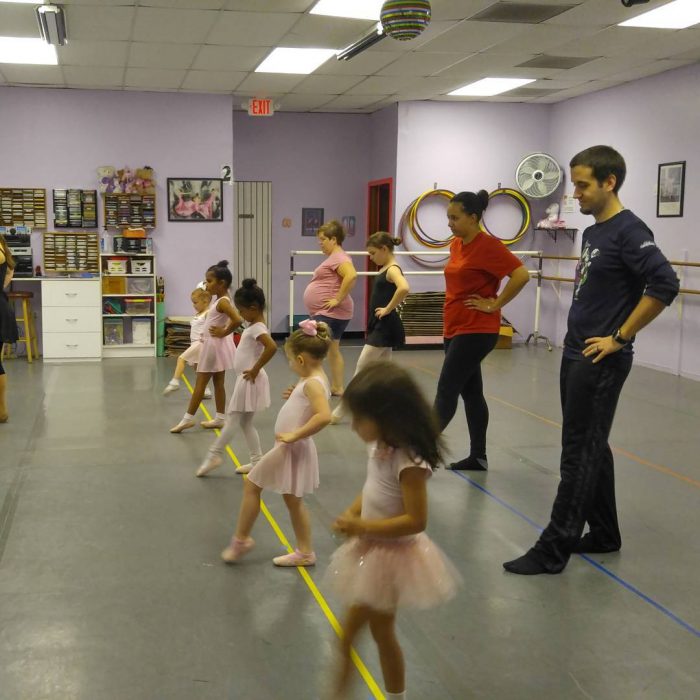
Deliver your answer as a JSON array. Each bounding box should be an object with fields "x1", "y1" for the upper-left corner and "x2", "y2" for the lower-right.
[
  {"x1": 369, "y1": 610, "x2": 405, "y2": 695},
  {"x1": 331, "y1": 605, "x2": 371, "y2": 698},
  {"x1": 235, "y1": 479, "x2": 262, "y2": 539},
  {"x1": 170, "y1": 372, "x2": 210, "y2": 432},
  {"x1": 0, "y1": 373, "x2": 8, "y2": 422},
  {"x1": 283, "y1": 494, "x2": 312, "y2": 553},
  {"x1": 328, "y1": 339, "x2": 345, "y2": 395},
  {"x1": 212, "y1": 371, "x2": 226, "y2": 414}
]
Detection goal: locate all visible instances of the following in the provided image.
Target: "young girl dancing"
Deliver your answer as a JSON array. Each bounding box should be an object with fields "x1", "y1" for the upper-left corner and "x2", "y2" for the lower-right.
[
  {"x1": 170, "y1": 260, "x2": 241, "y2": 433},
  {"x1": 196, "y1": 278, "x2": 277, "y2": 477},
  {"x1": 163, "y1": 287, "x2": 213, "y2": 398},
  {"x1": 326, "y1": 361, "x2": 460, "y2": 700},
  {"x1": 220, "y1": 319, "x2": 332, "y2": 567},
  {"x1": 331, "y1": 232, "x2": 409, "y2": 424}
]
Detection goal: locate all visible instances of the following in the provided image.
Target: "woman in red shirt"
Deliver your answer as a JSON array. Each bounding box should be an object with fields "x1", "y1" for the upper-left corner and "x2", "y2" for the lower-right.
[{"x1": 436, "y1": 190, "x2": 530, "y2": 470}]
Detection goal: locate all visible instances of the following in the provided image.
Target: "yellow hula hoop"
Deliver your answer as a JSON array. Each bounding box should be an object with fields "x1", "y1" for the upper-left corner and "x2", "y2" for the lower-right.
[{"x1": 479, "y1": 187, "x2": 531, "y2": 246}]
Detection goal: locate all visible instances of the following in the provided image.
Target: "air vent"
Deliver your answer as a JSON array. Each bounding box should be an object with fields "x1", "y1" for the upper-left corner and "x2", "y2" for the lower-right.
[
  {"x1": 518, "y1": 55, "x2": 596, "y2": 70},
  {"x1": 470, "y1": 2, "x2": 574, "y2": 24}
]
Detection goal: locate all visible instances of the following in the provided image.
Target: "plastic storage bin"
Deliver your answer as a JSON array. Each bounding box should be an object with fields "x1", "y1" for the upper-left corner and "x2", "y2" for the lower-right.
[
  {"x1": 104, "y1": 318, "x2": 124, "y2": 345},
  {"x1": 103, "y1": 298, "x2": 125, "y2": 314},
  {"x1": 126, "y1": 277, "x2": 154, "y2": 294},
  {"x1": 106, "y1": 257, "x2": 128, "y2": 274},
  {"x1": 125, "y1": 298, "x2": 152, "y2": 315},
  {"x1": 132, "y1": 317, "x2": 152, "y2": 345},
  {"x1": 130, "y1": 259, "x2": 152, "y2": 274},
  {"x1": 102, "y1": 276, "x2": 126, "y2": 294}
]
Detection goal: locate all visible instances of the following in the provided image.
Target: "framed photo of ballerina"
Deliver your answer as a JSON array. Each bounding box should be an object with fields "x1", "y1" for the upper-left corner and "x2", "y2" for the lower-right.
[
  {"x1": 657, "y1": 161, "x2": 685, "y2": 217},
  {"x1": 167, "y1": 178, "x2": 223, "y2": 222},
  {"x1": 301, "y1": 208, "x2": 324, "y2": 236}
]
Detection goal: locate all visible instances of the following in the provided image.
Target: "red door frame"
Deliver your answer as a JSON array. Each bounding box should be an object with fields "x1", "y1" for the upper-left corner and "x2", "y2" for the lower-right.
[{"x1": 365, "y1": 178, "x2": 394, "y2": 332}]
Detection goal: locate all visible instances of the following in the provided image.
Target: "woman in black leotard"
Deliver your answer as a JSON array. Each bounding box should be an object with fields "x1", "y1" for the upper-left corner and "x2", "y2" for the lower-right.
[
  {"x1": 0, "y1": 235, "x2": 19, "y2": 423},
  {"x1": 331, "y1": 232, "x2": 409, "y2": 423}
]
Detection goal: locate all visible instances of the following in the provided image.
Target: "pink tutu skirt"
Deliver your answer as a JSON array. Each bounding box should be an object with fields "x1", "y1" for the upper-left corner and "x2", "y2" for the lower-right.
[
  {"x1": 180, "y1": 341, "x2": 202, "y2": 367},
  {"x1": 228, "y1": 370, "x2": 270, "y2": 413},
  {"x1": 325, "y1": 533, "x2": 461, "y2": 612},
  {"x1": 197, "y1": 335, "x2": 235, "y2": 374},
  {"x1": 247, "y1": 440, "x2": 319, "y2": 497}
]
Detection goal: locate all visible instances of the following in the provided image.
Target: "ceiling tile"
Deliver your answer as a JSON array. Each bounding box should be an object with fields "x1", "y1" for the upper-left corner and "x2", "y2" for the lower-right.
[
  {"x1": 392, "y1": 76, "x2": 477, "y2": 100},
  {"x1": 65, "y1": 6, "x2": 137, "y2": 42},
  {"x1": 344, "y1": 75, "x2": 419, "y2": 95},
  {"x1": 315, "y1": 51, "x2": 399, "y2": 77},
  {"x1": 124, "y1": 67, "x2": 186, "y2": 89},
  {"x1": 492, "y1": 23, "x2": 603, "y2": 53},
  {"x1": 418, "y1": 20, "x2": 528, "y2": 54},
  {"x1": 293, "y1": 73, "x2": 364, "y2": 94},
  {"x1": 282, "y1": 15, "x2": 376, "y2": 50},
  {"x1": 60, "y1": 0, "x2": 135, "y2": 5},
  {"x1": 207, "y1": 11, "x2": 299, "y2": 46},
  {"x1": 547, "y1": 26, "x2": 670, "y2": 59},
  {"x1": 321, "y1": 94, "x2": 386, "y2": 109},
  {"x1": 382, "y1": 20, "x2": 461, "y2": 53},
  {"x1": 138, "y1": 0, "x2": 225, "y2": 8},
  {"x1": 63, "y1": 65, "x2": 124, "y2": 88},
  {"x1": 546, "y1": 0, "x2": 672, "y2": 27},
  {"x1": 180, "y1": 70, "x2": 247, "y2": 91},
  {"x1": 436, "y1": 51, "x2": 538, "y2": 79},
  {"x1": 0, "y1": 3, "x2": 41, "y2": 38},
  {"x1": 276, "y1": 93, "x2": 336, "y2": 111},
  {"x1": 192, "y1": 45, "x2": 268, "y2": 72},
  {"x1": 57, "y1": 41, "x2": 129, "y2": 68},
  {"x1": 235, "y1": 73, "x2": 306, "y2": 93},
  {"x1": 642, "y1": 28, "x2": 700, "y2": 61},
  {"x1": 431, "y1": 0, "x2": 495, "y2": 21},
  {"x1": 223, "y1": 0, "x2": 312, "y2": 10},
  {"x1": 376, "y1": 51, "x2": 470, "y2": 77},
  {"x1": 1, "y1": 65, "x2": 65, "y2": 86},
  {"x1": 129, "y1": 42, "x2": 200, "y2": 70},
  {"x1": 604, "y1": 59, "x2": 694, "y2": 83},
  {"x1": 133, "y1": 8, "x2": 220, "y2": 44}
]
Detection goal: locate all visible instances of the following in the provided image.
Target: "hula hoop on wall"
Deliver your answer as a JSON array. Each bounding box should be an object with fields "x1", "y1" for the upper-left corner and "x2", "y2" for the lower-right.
[
  {"x1": 399, "y1": 188, "x2": 455, "y2": 265},
  {"x1": 479, "y1": 187, "x2": 531, "y2": 246}
]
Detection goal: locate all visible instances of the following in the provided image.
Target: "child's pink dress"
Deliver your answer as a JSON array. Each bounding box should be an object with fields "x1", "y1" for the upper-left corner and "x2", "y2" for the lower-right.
[
  {"x1": 179, "y1": 310, "x2": 208, "y2": 366},
  {"x1": 197, "y1": 297, "x2": 236, "y2": 373},
  {"x1": 247, "y1": 375, "x2": 329, "y2": 497},
  {"x1": 325, "y1": 444, "x2": 461, "y2": 612},
  {"x1": 228, "y1": 321, "x2": 271, "y2": 413}
]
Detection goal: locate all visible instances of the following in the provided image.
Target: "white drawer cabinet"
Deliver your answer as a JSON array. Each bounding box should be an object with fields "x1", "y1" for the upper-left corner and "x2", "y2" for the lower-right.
[{"x1": 41, "y1": 280, "x2": 101, "y2": 361}]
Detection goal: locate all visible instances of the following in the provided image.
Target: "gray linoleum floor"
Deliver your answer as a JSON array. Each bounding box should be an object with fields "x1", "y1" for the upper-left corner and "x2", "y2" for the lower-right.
[{"x1": 1, "y1": 344, "x2": 699, "y2": 700}]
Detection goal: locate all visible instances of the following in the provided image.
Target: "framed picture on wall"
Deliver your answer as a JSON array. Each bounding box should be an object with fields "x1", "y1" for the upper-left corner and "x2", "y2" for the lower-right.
[
  {"x1": 657, "y1": 161, "x2": 685, "y2": 217},
  {"x1": 167, "y1": 178, "x2": 223, "y2": 222},
  {"x1": 341, "y1": 216, "x2": 356, "y2": 237},
  {"x1": 301, "y1": 207, "x2": 324, "y2": 236}
]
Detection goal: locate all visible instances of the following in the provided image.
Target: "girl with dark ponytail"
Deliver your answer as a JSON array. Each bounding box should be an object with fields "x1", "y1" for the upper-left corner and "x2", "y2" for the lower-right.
[
  {"x1": 331, "y1": 232, "x2": 409, "y2": 423},
  {"x1": 435, "y1": 191, "x2": 530, "y2": 470}
]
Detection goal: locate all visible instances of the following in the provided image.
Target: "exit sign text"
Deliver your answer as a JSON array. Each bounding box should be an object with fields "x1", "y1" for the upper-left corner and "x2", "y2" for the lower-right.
[{"x1": 248, "y1": 98, "x2": 274, "y2": 116}]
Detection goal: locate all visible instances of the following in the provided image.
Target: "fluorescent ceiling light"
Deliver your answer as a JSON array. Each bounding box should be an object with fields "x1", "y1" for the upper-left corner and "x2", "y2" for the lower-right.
[
  {"x1": 2, "y1": 1, "x2": 45, "y2": 4},
  {"x1": 255, "y1": 47, "x2": 336, "y2": 74},
  {"x1": 448, "y1": 78, "x2": 536, "y2": 97},
  {"x1": 0, "y1": 37, "x2": 57, "y2": 65},
  {"x1": 619, "y1": 0, "x2": 700, "y2": 29},
  {"x1": 310, "y1": 0, "x2": 383, "y2": 21}
]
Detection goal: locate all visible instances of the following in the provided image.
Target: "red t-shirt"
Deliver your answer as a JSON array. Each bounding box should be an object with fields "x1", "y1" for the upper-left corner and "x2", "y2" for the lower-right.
[{"x1": 443, "y1": 234, "x2": 522, "y2": 338}]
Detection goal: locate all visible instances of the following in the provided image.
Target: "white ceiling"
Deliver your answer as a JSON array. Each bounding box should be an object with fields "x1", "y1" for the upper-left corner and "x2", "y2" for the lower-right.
[{"x1": 0, "y1": 0, "x2": 698, "y2": 111}]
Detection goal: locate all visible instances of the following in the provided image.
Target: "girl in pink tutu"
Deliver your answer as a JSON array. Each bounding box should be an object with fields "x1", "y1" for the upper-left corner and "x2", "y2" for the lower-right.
[
  {"x1": 221, "y1": 319, "x2": 332, "y2": 567},
  {"x1": 326, "y1": 361, "x2": 461, "y2": 700},
  {"x1": 171, "y1": 261, "x2": 242, "y2": 434},
  {"x1": 196, "y1": 278, "x2": 277, "y2": 477}
]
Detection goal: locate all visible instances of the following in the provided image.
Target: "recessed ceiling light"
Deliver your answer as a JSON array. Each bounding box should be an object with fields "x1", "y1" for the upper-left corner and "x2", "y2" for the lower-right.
[
  {"x1": 619, "y1": 0, "x2": 700, "y2": 29},
  {"x1": 0, "y1": 37, "x2": 57, "y2": 65},
  {"x1": 1, "y1": 1, "x2": 45, "y2": 4},
  {"x1": 448, "y1": 78, "x2": 536, "y2": 97},
  {"x1": 310, "y1": 0, "x2": 383, "y2": 21},
  {"x1": 255, "y1": 47, "x2": 337, "y2": 74}
]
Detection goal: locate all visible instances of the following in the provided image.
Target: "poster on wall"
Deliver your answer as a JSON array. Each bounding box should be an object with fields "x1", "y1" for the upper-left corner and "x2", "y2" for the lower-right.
[
  {"x1": 301, "y1": 208, "x2": 324, "y2": 236},
  {"x1": 341, "y1": 216, "x2": 356, "y2": 236},
  {"x1": 167, "y1": 178, "x2": 223, "y2": 221},
  {"x1": 657, "y1": 161, "x2": 685, "y2": 218}
]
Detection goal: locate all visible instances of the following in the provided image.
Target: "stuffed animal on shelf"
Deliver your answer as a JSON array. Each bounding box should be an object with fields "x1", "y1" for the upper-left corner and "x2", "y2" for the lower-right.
[
  {"x1": 97, "y1": 165, "x2": 119, "y2": 194},
  {"x1": 133, "y1": 166, "x2": 156, "y2": 195},
  {"x1": 536, "y1": 202, "x2": 567, "y2": 229}
]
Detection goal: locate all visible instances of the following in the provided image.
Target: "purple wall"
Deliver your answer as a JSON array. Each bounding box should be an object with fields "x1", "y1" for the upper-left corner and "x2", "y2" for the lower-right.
[
  {"x1": 549, "y1": 63, "x2": 700, "y2": 379},
  {"x1": 394, "y1": 101, "x2": 553, "y2": 341},
  {"x1": 369, "y1": 104, "x2": 398, "y2": 183},
  {"x1": 232, "y1": 111, "x2": 371, "y2": 332},
  {"x1": 0, "y1": 87, "x2": 234, "y2": 318}
]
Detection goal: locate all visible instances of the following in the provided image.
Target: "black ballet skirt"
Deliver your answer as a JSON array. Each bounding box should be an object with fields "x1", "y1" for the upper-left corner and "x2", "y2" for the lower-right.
[
  {"x1": 366, "y1": 265, "x2": 406, "y2": 348},
  {"x1": 0, "y1": 261, "x2": 19, "y2": 344}
]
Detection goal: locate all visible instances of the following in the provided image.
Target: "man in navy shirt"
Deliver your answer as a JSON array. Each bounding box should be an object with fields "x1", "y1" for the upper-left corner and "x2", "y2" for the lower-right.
[{"x1": 504, "y1": 145, "x2": 679, "y2": 575}]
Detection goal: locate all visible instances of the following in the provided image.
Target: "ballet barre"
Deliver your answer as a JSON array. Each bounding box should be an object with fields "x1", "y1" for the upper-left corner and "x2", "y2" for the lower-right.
[{"x1": 288, "y1": 249, "x2": 544, "y2": 340}]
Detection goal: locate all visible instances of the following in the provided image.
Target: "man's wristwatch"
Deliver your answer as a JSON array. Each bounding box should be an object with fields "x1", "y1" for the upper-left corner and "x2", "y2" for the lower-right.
[{"x1": 612, "y1": 328, "x2": 630, "y2": 346}]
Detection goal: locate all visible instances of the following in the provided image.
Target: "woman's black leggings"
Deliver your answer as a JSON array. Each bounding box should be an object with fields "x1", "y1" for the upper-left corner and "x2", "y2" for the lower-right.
[{"x1": 434, "y1": 333, "x2": 499, "y2": 458}]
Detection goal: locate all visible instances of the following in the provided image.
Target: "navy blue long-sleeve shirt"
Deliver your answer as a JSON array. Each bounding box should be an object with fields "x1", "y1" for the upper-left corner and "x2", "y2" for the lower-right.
[{"x1": 564, "y1": 209, "x2": 679, "y2": 360}]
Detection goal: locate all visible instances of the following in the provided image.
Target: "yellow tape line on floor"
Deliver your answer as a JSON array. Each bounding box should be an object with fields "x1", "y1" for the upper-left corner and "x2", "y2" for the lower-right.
[{"x1": 181, "y1": 374, "x2": 385, "y2": 700}]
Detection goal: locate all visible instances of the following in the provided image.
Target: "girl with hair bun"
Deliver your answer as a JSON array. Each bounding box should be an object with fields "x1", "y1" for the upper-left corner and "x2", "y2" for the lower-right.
[
  {"x1": 220, "y1": 319, "x2": 332, "y2": 567},
  {"x1": 331, "y1": 232, "x2": 409, "y2": 423},
  {"x1": 197, "y1": 278, "x2": 277, "y2": 477},
  {"x1": 435, "y1": 191, "x2": 530, "y2": 471},
  {"x1": 171, "y1": 260, "x2": 242, "y2": 434}
]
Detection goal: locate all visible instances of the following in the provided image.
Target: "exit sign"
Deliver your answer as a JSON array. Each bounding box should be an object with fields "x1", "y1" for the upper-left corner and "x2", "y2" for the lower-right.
[{"x1": 248, "y1": 98, "x2": 274, "y2": 116}]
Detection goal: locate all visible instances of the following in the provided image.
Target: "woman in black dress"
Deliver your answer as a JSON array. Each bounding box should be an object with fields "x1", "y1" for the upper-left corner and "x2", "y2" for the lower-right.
[
  {"x1": 0, "y1": 235, "x2": 19, "y2": 423},
  {"x1": 331, "y1": 232, "x2": 409, "y2": 423}
]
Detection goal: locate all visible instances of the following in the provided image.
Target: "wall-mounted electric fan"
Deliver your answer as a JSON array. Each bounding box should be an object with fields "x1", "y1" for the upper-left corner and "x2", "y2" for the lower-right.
[{"x1": 515, "y1": 153, "x2": 562, "y2": 198}]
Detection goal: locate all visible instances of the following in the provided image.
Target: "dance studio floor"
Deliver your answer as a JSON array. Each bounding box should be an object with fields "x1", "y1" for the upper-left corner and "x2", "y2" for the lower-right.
[{"x1": 1, "y1": 344, "x2": 699, "y2": 699}]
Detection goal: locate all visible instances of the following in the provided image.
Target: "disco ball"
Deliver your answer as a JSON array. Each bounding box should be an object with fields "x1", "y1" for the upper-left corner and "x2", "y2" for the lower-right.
[{"x1": 380, "y1": 0, "x2": 432, "y2": 42}]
